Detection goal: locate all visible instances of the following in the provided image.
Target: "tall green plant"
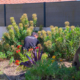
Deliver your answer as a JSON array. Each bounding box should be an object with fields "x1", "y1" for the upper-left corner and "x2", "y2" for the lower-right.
[
  {"x1": 0, "y1": 13, "x2": 37, "y2": 58},
  {"x1": 38, "y1": 21, "x2": 80, "y2": 60}
]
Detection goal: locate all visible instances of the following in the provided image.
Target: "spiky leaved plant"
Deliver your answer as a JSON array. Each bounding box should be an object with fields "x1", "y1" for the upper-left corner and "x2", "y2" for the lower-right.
[{"x1": 20, "y1": 47, "x2": 43, "y2": 67}]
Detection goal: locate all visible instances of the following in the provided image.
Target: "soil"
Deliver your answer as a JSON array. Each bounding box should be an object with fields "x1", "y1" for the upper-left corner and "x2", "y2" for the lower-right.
[{"x1": 0, "y1": 60, "x2": 72, "y2": 80}]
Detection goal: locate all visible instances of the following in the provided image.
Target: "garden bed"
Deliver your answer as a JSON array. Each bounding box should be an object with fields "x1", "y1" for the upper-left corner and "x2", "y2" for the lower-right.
[
  {"x1": 0, "y1": 14, "x2": 80, "y2": 80},
  {"x1": 0, "y1": 60, "x2": 26, "y2": 80},
  {"x1": 0, "y1": 60, "x2": 72, "y2": 80}
]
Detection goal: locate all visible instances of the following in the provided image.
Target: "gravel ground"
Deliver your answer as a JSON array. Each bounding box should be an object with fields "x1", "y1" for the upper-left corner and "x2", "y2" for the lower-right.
[
  {"x1": 0, "y1": 60, "x2": 72, "y2": 80},
  {"x1": 0, "y1": 60, "x2": 26, "y2": 80}
]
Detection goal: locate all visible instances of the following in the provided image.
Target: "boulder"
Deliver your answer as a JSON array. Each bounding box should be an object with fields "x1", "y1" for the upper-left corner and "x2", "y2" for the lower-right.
[{"x1": 72, "y1": 47, "x2": 80, "y2": 70}]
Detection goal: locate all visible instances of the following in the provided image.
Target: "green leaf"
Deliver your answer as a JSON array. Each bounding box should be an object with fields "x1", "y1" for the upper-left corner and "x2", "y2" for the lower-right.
[
  {"x1": 6, "y1": 51, "x2": 13, "y2": 57},
  {"x1": 9, "y1": 56, "x2": 14, "y2": 64}
]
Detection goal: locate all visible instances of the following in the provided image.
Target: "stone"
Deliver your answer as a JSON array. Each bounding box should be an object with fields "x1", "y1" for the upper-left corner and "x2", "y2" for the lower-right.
[{"x1": 72, "y1": 46, "x2": 80, "y2": 70}]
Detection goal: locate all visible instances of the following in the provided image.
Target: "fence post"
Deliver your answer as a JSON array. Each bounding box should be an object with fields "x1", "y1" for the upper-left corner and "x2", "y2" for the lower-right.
[
  {"x1": 44, "y1": 2, "x2": 46, "y2": 27},
  {"x1": 4, "y1": 4, "x2": 6, "y2": 26}
]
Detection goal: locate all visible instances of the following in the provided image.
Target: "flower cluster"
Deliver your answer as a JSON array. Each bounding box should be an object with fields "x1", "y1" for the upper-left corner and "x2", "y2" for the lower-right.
[
  {"x1": 9, "y1": 29, "x2": 15, "y2": 40},
  {"x1": 17, "y1": 45, "x2": 22, "y2": 49},
  {"x1": 30, "y1": 20, "x2": 33, "y2": 26},
  {"x1": 25, "y1": 25, "x2": 28, "y2": 29},
  {"x1": 10, "y1": 17, "x2": 15, "y2": 23},
  {"x1": 32, "y1": 13, "x2": 37, "y2": 27},
  {"x1": 65, "y1": 26, "x2": 70, "y2": 28},
  {"x1": 14, "y1": 25, "x2": 19, "y2": 34},
  {"x1": 50, "y1": 25, "x2": 54, "y2": 29},
  {"x1": 41, "y1": 30, "x2": 46, "y2": 39},
  {"x1": 28, "y1": 47, "x2": 39, "y2": 51},
  {"x1": 71, "y1": 25, "x2": 75, "y2": 31},
  {"x1": 2, "y1": 37, "x2": 5, "y2": 41},
  {"x1": 50, "y1": 27, "x2": 56, "y2": 35},
  {"x1": 58, "y1": 28, "x2": 63, "y2": 33},
  {"x1": 7, "y1": 25, "x2": 13, "y2": 30},
  {"x1": 4, "y1": 43, "x2": 10, "y2": 50},
  {"x1": 32, "y1": 13, "x2": 37, "y2": 21},
  {"x1": 4, "y1": 32, "x2": 10, "y2": 39},
  {"x1": 55, "y1": 26, "x2": 58, "y2": 30},
  {"x1": 16, "y1": 50, "x2": 20, "y2": 53},
  {"x1": 38, "y1": 31, "x2": 41, "y2": 37},
  {"x1": 19, "y1": 23, "x2": 23, "y2": 30},
  {"x1": 29, "y1": 48, "x2": 33, "y2": 51},
  {"x1": 47, "y1": 31, "x2": 52, "y2": 38},
  {"x1": 64, "y1": 21, "x2": 70, "y2": 26},
  {"x1": 20, "y1": 13, "x2": 29, "y2": 25},
  {"x1": 26, "y1": 28, "x2": 32, "y2": 36},
  {"x1": 55, "y1": 26, "x2": 59, "y2": 33},
  {"x1": 12, "y1": 22, "x2": 16, "y2": 27},
  {"x1": 15, "y1": 60, "x2": 20, "y2": 65},
  {"x1": 51, "y1": 55, "x2": 56, "y2": 63},
  {"x1": 30, "y1": 26, "x2": 34, "y2": 32},
  {"x1": 44, "y1": 40, "x2": 52, "y2": 48}
]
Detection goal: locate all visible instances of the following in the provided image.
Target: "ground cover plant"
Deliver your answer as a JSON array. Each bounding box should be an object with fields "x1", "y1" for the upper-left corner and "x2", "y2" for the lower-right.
[
  {"x1": 38, "y1": 21, "x2": 80, "y2": 60},
  {"x1": 25, "y1": 58, "x2": 80, "y2": 80}
]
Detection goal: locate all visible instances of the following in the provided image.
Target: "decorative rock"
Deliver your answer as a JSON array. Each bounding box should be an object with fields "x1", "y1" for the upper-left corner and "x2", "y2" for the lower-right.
[{"x1": 72, "y1": 46, "x2": 80, "y2": 70}]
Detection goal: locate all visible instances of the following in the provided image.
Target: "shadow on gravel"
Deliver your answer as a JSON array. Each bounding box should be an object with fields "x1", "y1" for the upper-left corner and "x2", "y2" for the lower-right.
[
  {"x1": 0, "y1": 70, "x2": 26, "y2": 80},
  {"x1": 7, "y1": 71, "x2": 26, "y2": 80}
]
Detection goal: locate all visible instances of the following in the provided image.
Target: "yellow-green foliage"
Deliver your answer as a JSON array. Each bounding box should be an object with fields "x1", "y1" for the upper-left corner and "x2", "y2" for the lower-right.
[
  {"x1": 38, "y1": 21, "x2": 80, "y2": 60},
  {"x1": 41, "y1": 53, "x2": 48, "y2": 60},
  {"x1": 1, "y1": 13, "x2": 37, "y2": 56}
]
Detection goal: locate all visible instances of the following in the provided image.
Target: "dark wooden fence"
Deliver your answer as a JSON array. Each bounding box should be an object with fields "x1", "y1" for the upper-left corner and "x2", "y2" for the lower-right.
[{"x1": 0, "y1": 1, "x2": 80, "y2": 27}]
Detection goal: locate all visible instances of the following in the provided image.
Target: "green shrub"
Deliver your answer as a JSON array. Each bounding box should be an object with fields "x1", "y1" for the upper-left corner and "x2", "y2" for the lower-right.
[
  {"x1": 25, "y1": 59, "x2": 79, "y2": 80},
  {"x1": 0, "y1": 13, "x2": 37, "y2": 58},
  {"x1": 0, "y1": 52, "x2": 7, "y2": 59},
  {"x1": 38, "y1": 22, "x2": 80, "y2": 60},
  {"x1": 75, "y1": 71, "x2": 80, "y2": 80}
]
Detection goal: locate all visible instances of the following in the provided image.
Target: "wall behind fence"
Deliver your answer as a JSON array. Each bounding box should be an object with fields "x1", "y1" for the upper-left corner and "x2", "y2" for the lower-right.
[{"x1": 0, "y1": 1, "x2": 80, "y2": 27}]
